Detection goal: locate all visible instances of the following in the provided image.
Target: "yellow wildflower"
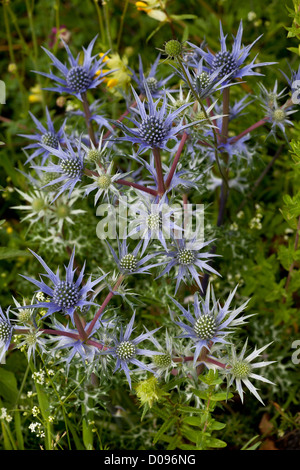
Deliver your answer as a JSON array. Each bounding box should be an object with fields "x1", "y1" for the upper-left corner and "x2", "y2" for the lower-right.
[
  {"x1": 95, "y1": 52, "x2": 131, "y2": 93},
  {"x1": 28, "y1": 84, "x2": 43, "y2": 104},
  {"x1": 135, "y1": 0, "x2": 168, "y2": 22}
]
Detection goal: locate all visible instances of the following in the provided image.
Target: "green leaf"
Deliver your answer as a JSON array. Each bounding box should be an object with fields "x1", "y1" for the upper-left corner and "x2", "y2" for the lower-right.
[
  {"x1": 200, "y1": 369, "x2": 223, "y2": 385},
  {"x1": 82, "y1": 418, "x2": 94, "y2": 450},
  {"x1": 183, "y1": 415, "x2": 202, "y2": 427},
  {"x1": 0, "y1": 368, "x2": 18, "y2": 404},
  {"x1": 192, "y1": 389, "x2": 210, "y2": 400},
  {"x1": 0, "y1": 247, "x2": 30, "y2": 260},
  {"x1": 210, "y1": 391, "x2": 233, "y2": 401},
  {"x1": 209, "y1": 419, "x2": 226, "y2": 431},
  {"x1": 278, "y1": 245, "x2": 295, "y2": 271},
  {"x1": 205, "y1": 437, "x2": 227, "y2": 448},
  {"x1": 153, "y1": 416, "x2": 177, "y2": 444}
]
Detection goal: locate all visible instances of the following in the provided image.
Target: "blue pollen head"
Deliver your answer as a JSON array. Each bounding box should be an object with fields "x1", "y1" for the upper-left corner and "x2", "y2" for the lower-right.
[
  {"x1": 66, "y1": 66, "x2": 92, "y2": 93},
  {"x1": 194, "y1": 72, "x2": 211, "y2": 91},
  {"x1": 41, "y1": 132, "x2": 59, "y2": 149},
  {"x1": 120, "y1": 254, "x2": 137, "y2": 273},
  {"x1": 139, "y1": 116, "x2": 170, "y2": 147},
  {"x1": 145, "y1": 77, "x2": 158, "y2": 94},
  {"x1": 193, "y1": 315, "x2": 217, "y2": 340},
  {"x1": 212, "y1": 51, "x2": 238, "y2": 78},
  {"x1": 146, "y1": 213, "x2": 162, "y2": 231},
  {"x1": 60, "y1": 157, "x2": 83, "y2": 178},
  {"x1": 0, "y1": 319, "x2": 12, "y2": 343},
  {"x1": 116, "y1": 341, "x2": 136, "y2": 360},
  {"x1": 53, "y1": 281, "x2": 80, "y2": 309},
  {"x1": 177, "y1": 249, "x2": 195, "y2": 265}
]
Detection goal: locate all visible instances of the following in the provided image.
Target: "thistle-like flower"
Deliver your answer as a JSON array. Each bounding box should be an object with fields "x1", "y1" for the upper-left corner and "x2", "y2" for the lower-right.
[
  {"x1": 35, "y1": 36, "x2": 111, "y2": 100},
  {"x1": 100, "y1": 312, "x2": 161, "y2": 388},
  {"x1": 127, "y1": 193, "x2": 183, "y2": 254},
  {"x1": 114, "y1": 84, "x2": 195, "y2": 154},
  {"x1": 33, "y1": 134, "x2": 85, "y2": 201},
  {"x1": 12, "y1": 189, "x2": 52, "y2": 228},
  {"x1": 146, "y1": 328, "x2": 175, "y2": 378},
  {"x1": 157, "y1": 237, "x2": 220, "y2": 293},
  {"x1": 188, "y1": 20, "x2": 275, "y2": 82},
  {"x1": 19, "y1": 248, "x2": 107, "y2": 325},
  {"x1": 171, "y1": 284, "x2": 252, "y2": 365},
  {"x1": 107, "y1": 237, "x2": 161, "y2": 276},
  {"x1": 225, "y1": 339, "x2": 275, "y2": 405},
  {"x1": 84, "y1": 162, "x2": 129, "y2": 205},
  {"x1": 174, "y1": 57, "x2": 234, "y2": 101},
  {"x1": 259, "y1": 84, "x2": 297, "y2": 138},
  {"x1": 16, "y1": 328, "x2": 47, "y2": 362},
  {"x1": 0, "y1": 307, "x2": 13, "y2": 363},
  {"x1": 128, "y1": 53, "x2": 174, "y2": 98},
  {"x1": 19, "y1": 108, "x2": 66, "y2": 165}
]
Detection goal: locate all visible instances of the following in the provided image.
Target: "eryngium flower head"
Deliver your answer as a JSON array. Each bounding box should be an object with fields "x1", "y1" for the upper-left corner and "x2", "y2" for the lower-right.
[
  {"x1": 127, "y1": 193, "x2": 183, "y2": 254},
  {"x1": 157, "y1": 237, "x2": 220, "y2": 293},
  {"x1": 128, "y1": 53, "x2": 174, "y2": 98},
  {"x1": 19, "y1": 107, "x2": 66, "y2": 165},
  {"x1": 114, "y1": 84, "x2": 194, "y2": 154},
  {"x1": 100, "y1": 312, "x2": 162, "y2": 388},
  {"x1": 19, "y1": 248, "x2": 107, "y2": 325},
  {"x1": 188, "y1": 20, "x2": 276, "y2": 82},
  {"x1": 0, "y1": 307, "x2": 13, "y2": 363},
  {"x1": 226, "y1": 339, "x2": 275, "y2": 405},
  {"x1": 34, "y1": 36, "x2": 112, "y2": 99},
  {"x1": 174, "y1": 57, "x2": 234, "y2": 101},
  {"x1": 171, "y1": 284, "x2": 252, "y2": 365},
  {"x1": 107, "y1": 237, "x2": 162, "y2": 276},
  {"x1": 33, "y1": 134, "x2": 85, "y2": 201}
]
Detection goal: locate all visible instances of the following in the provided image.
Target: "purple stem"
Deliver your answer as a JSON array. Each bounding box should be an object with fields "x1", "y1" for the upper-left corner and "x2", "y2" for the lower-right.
[{"x1": 165, "y1": 131, "x2": 188, "y2": 189}]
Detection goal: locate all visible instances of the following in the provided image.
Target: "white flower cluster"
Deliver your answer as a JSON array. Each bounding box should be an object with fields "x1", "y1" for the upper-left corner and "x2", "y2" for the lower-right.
[{"x1": 0, "y1": 407, "x2": 12, "y2": 423}]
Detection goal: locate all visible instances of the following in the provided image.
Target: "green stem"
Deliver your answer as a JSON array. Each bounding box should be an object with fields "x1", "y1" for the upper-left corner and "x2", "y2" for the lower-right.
[
  {"x1": 102, "y1": 0, "x2": 113, "y2": 51},
  {"x1": 3, "y1": 3, "x2": 27, "y2": 110},
  {"x1": 117, "y1": 0, "x2": 129, "y2": 51},
  {"x1": 94, "y1": 0, "x2": 106, "y2": 46},
  {"x1": 25, "y1": 0, "x2": 45, "y2": 108}
]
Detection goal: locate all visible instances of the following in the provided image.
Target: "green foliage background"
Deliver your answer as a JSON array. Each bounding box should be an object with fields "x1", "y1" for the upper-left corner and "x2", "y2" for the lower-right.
[{"x1": 0, "y1": 0, "x2": 300, "y2": 451}]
